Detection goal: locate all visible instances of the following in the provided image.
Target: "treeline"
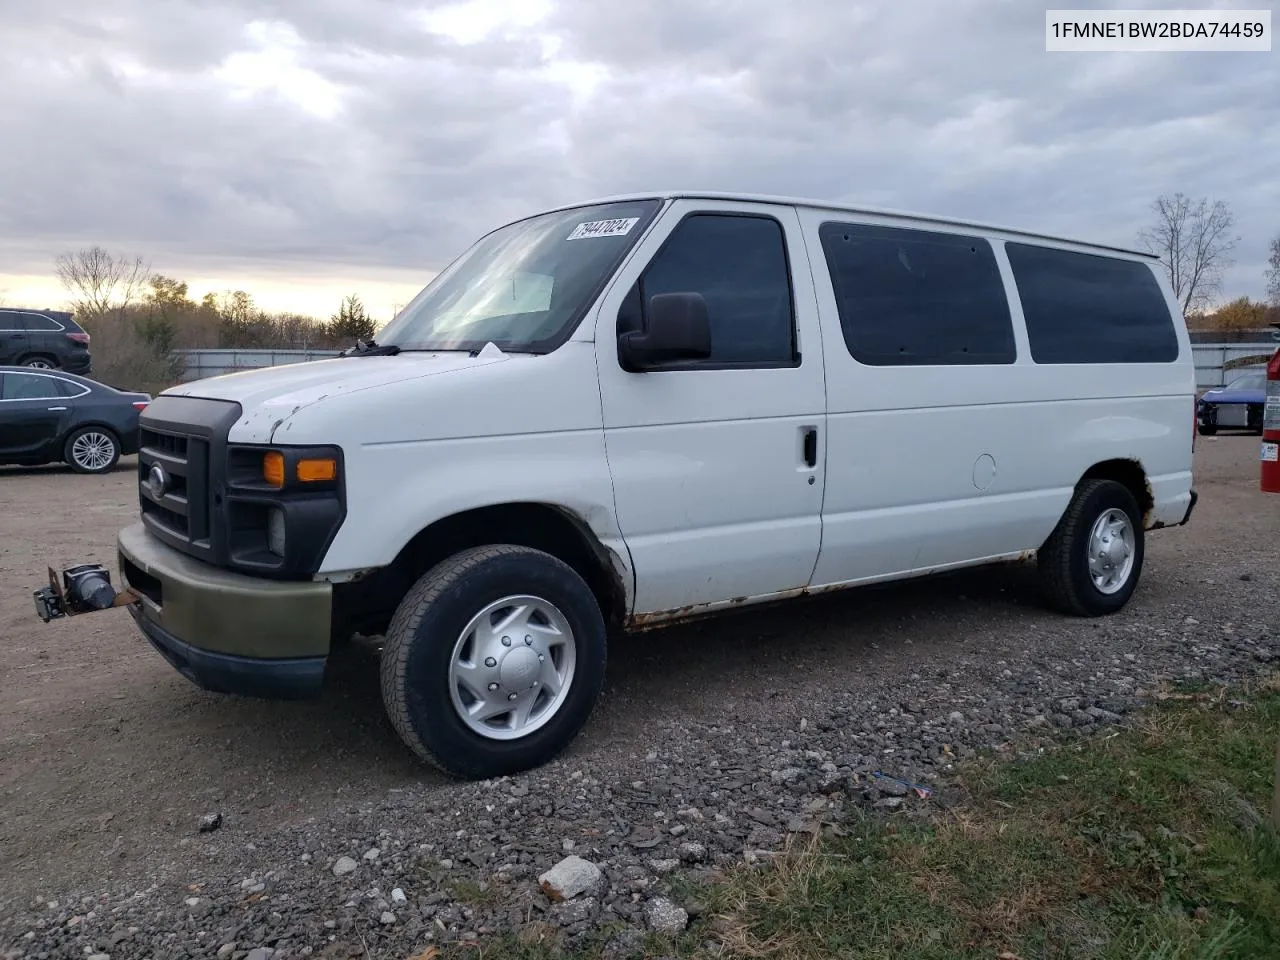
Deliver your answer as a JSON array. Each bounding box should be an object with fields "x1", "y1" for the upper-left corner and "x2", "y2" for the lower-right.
[
  {"x1": 133, "y1": 282, "x2": 377, "y2": 351},
  {"x1": 51, "y1": 246, "x2": 385, "y2": 393},
  {"x1": 1188, "y1": 298, "x2": 1280, "y2": 332}
]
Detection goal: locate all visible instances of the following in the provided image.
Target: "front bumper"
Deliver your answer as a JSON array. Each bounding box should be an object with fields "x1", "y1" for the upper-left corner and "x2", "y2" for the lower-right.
[
  {"x1": 129, "y1": 607, "x2": 326, "y2": 699},
  {"x1": 117, "y1": 522, "x2": 332, "y2": 698}
]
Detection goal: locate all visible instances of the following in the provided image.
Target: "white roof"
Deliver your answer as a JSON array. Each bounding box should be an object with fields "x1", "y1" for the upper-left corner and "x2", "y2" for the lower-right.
[{"x1": 543, "y1": 190, "x2": 1157, "y2": 260}]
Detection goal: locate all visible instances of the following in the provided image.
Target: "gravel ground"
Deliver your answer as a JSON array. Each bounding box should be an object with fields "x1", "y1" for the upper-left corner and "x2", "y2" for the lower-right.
[{"x1": 2, "y1": 435, "x2": 1277, "y2": 959}]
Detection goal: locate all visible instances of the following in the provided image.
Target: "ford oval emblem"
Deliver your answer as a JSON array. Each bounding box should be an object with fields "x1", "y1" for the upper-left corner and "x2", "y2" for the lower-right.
[{"x1": 147, "y1": 463, "x2": 168, "y2": 499}]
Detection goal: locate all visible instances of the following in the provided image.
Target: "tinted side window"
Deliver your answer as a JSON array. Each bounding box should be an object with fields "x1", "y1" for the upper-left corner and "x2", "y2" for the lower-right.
[
  {"x1": 634, "y1": 213, "x2": 796, "y2": 365},
  {"x1": 818, "y1": 222, "x2": 1015, "y2": 366},
  {"x1": 2, "y1": 373, "x2": 64, "y2": 400},
  {"x1": 22, "y1": 313, "x2": 62, "y2": 332},
  {"x1": 1005, "y1": 243, "x2": 1179, "y2": 364},
  {"x1": 0, "y1": 311, "x2": 26, "y2": 332}
]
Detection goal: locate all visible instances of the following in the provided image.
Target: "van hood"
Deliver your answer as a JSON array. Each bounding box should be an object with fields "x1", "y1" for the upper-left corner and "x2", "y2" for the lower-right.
[{"x1": 167, "y1": 350, "x2": 509, "y2": 442}]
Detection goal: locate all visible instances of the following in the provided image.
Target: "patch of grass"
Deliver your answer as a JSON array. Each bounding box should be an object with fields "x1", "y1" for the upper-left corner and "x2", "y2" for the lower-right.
[
  {"x1": 717, "y1": 679, "x2": 1280, "y2": 959},
  {"x1": 437, "y1": 679, "x2": 1280, "y2": 959},
  {"x1": 449, "y1": 878, "x2": 503, "y2": 908}
]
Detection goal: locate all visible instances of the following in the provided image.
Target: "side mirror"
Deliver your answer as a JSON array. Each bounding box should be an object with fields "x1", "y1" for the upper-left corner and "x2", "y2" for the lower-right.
[{"x1": 618, "y1": 292, "x2": 712, "y2": 371}]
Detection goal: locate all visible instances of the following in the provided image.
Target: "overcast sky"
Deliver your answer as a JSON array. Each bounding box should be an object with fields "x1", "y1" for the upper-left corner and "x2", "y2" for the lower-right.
[{"x1": 0, "y1": 0, "x2": 1276, "y2": 319}]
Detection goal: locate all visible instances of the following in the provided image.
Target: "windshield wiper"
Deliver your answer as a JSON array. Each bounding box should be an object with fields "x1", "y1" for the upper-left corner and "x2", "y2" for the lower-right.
[{"x1": 343, "y1": 339, "x2": 401, "y2": 357}]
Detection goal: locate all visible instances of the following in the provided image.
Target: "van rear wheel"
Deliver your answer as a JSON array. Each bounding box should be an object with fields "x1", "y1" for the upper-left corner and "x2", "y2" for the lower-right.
[
  {"x1": 379, "y1": 545, "x2": 607, "y2": 780},
  {"x1": 1038, "y1": 479, "x2": 1144, "y2": 617}
]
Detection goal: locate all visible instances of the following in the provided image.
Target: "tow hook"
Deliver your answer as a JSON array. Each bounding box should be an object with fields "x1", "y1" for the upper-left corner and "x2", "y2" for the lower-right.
[{"x1": 32, "y1": 564, "x2": 140, "y2": 623}]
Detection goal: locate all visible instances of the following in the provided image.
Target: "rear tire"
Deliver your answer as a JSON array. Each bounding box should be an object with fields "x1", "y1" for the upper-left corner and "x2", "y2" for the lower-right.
[
  {"x1": 64, "y1": 427, "x2": 120, "y2": 474},
  {"x1": 380, "y1": 545, "x2": 607, "y2": 780},
  {"x1": 1038, "y1": 479, "x2": 1144, "y2": 617},
  {"x1": 1196, "y1": 421, "x2": 1217, "y2": 436},
  {"x1": 20, "y1": 355, "x2": 58, "y2": 370}
]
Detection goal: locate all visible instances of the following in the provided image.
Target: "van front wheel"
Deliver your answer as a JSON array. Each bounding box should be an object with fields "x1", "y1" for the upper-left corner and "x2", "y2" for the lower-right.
[
  {"x1": 1038, "y1": 479, "x2": 1145, "y2": 617},
  {"x1": 380, "y1": 545, "x2": 607, "y2": 779}
]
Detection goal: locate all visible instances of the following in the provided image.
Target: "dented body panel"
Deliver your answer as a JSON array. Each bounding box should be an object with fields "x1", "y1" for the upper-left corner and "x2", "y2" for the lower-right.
[
  {"x1": 170, "y1": 352, "x2": 510, "y2": 445},
  {"x1": 295, "y1": 343, "x2": 628, "y2": 582}
]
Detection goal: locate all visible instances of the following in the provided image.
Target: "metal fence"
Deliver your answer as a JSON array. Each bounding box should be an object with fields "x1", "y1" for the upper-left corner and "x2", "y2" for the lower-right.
[
  {"x1": 173, "y1": 342, "x2": 1274, "y2": 389},
  {"x1": 1191, "y1": 342, "x2": 1275, "y2": 389},
  {"x1": 173, "y1": 348, "x2": 342, "y2": 381}
]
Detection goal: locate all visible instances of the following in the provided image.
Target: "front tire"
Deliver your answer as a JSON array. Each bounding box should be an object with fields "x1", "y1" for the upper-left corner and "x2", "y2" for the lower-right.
[
  {"x1": 64, "y1": 427, "x2": 121, "y2": 474},
  {"x1": 1038, "y1": 479, "x2": 1144, "y2": 617},
  {"x1": 380, "y1": 545, "x2": 607, "y2": 779}
]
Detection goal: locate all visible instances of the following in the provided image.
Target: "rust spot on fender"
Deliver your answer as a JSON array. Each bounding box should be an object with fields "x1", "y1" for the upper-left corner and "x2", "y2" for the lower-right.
[{"x1": 627, "y1": 604, "x2": 699, "y2": 632}]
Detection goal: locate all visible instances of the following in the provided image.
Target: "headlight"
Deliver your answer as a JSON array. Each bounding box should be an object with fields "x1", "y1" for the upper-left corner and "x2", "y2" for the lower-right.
[
  {"x1": 263, "y1": 450, "x2": 338, "y2": 488},
  {"x1": 267, "y1": 507, "x2": 286, "y2": 557},
  {"x1": 225, "y1": 443, "x2": 346, "y2": 579}
]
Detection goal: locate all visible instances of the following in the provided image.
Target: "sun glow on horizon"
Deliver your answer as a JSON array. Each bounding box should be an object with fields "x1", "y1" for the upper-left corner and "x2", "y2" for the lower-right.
[{"x1": 0, "y1": 269, "x2": 429, "y2": 324}]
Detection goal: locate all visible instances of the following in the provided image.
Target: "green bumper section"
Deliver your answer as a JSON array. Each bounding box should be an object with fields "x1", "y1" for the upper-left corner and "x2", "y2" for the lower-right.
[{"x1": 117, "y1": 523, "x2": 332, "y2": 659}]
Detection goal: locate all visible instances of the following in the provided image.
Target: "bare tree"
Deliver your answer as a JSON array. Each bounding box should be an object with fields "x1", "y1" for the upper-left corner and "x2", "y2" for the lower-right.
[
  {"x1": 1266, "y1": 234, "x2": 1280, "y2": 306},
  {"x1": 54, "y1": 246, "x2": 151, "y2": 319},
  {"x1": 1137, "y1": 193, "x2": 1238, "y2": 316}
]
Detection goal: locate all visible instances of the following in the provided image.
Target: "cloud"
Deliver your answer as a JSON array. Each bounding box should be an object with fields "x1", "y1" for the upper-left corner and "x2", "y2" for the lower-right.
[{"x1": 0, "y1": 0, "x2": 1275, "y2": 304}]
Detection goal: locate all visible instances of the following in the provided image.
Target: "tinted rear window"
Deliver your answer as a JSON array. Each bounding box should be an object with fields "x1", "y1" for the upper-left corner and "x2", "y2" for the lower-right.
[
  {"x1": 1005, "y1": 243, "x2": 1179, "y2": 364},
  {"x1": 22, "y1": 313, "x2": 62, "y2": 331},
  {"x1": 0, "y1": 311, "x2": 25, "y2": 331},
  {"x1": 818, "y1": 222, "x2": 1016, "y2": 366}
]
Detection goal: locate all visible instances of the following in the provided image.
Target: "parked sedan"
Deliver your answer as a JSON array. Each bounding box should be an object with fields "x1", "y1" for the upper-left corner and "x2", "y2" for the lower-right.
[
  {"x1": 1197, "y1": 372, "x2": 1266, "y2": 436},
  {"x1": 0, "y1": 367, "x2": 149, "y2": 474}
]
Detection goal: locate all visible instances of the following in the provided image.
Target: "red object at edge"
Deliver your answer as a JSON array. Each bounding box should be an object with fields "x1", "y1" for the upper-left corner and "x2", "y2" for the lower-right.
[{"x1": 1261, "y1": 346, "x2": 1280, "y2": 494}]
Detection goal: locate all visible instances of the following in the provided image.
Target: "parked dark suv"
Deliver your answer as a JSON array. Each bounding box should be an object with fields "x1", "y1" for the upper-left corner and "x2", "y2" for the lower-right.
[{"x1": 0, "y1": 308, "x2": 92, "y2": 373}]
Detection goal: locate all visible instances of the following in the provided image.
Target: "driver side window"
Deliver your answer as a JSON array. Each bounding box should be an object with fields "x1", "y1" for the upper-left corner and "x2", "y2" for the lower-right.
[{"x1": 619, "y1": 213, "x2": 798, "y2": 367}]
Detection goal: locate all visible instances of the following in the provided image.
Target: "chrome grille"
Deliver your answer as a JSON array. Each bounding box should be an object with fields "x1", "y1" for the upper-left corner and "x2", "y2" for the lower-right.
[{"x1": 138, "y1": 427, "x2": 210, "y2": 545}]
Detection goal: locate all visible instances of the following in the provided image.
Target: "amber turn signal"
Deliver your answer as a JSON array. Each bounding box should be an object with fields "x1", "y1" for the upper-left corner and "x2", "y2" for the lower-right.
[
  {"x1": 297, "y1": 458, "x2": 338, "y2": 482},
  {"x1": 262, "y1": 451, "x2": 286, "y2": 488}
]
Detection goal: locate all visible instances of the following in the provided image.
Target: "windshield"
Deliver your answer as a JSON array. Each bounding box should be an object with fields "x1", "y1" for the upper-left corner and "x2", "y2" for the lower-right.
[
  {"x1": 378, "y1": 199, "x2": 663, "y2": 353},
  {"x1": 1226, "y1": 373, "x2": 1264, "y2": 390}
]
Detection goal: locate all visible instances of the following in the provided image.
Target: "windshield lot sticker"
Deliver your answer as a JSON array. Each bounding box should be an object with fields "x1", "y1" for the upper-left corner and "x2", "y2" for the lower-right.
[{"x1": 567, "y1": 217, "x2": 639, "y2": 240}]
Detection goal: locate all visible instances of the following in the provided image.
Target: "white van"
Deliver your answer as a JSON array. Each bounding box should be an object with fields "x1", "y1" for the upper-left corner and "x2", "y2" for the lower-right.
[{"x1": 117, "y1": 192, "x2": 1197, "y2": 779}]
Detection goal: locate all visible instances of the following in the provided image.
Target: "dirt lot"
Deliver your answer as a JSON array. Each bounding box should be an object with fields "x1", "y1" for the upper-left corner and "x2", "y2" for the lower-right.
[{"x1": 1, "y1": 434, "x2": 1277, "y2": 951}]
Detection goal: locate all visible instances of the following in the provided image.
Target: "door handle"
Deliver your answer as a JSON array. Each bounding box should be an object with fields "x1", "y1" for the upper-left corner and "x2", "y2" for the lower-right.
[
  {"x1": 802, "y1": 427, "x2": 818, "y2": 468},
  {"x1": 47, "y1": 406, "x2": 68, "y2": 411}
]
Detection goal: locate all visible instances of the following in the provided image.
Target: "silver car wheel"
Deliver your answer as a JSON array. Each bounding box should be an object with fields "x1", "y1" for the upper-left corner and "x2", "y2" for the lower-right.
[
  {"x1": 1087, "y1": 508, "x2": 1135, "y2": 595},
  {"x1": 448, "y1": 594, "x2": 577, "y2": 741},
  {"x1": 70, "y1": 431, "x2": 117, "y2": 472}
]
